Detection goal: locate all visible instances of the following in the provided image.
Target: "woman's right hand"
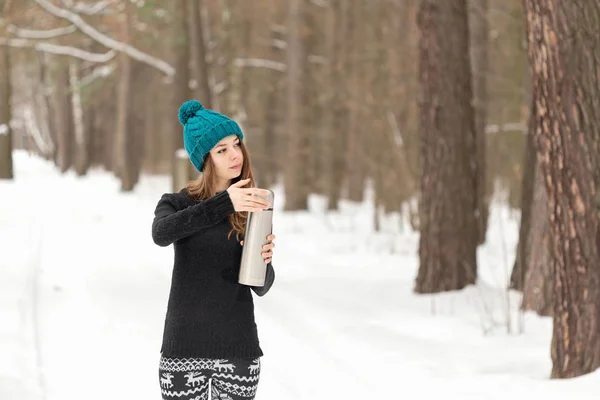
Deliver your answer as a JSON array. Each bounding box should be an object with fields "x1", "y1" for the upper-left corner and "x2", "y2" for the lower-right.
[{"x1": 227, "y1": 179, "x2": 271, "y2": 212}]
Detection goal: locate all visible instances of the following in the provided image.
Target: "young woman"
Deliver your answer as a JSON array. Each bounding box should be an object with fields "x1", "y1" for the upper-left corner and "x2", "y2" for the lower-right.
[{"x1": 152, "y1": 100, "x2": 276, "y2": 400}]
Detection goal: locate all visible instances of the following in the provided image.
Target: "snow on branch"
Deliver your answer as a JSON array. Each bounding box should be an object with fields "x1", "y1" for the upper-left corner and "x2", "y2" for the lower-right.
[
  {"x1": 0, "y1": 37, "x2": 116, "y2": 63},
  {"x1": 79, "y1": 63, "x2": 115, "y2": 86},
  {"x1": 234, "y1": 57, "x2": 286, "y2": 72},
  {"x1": 71, "y1": 1, "x2": 111, "y2": 15},
  {"x1": 33, "y1": 0, "x2": 175, "y2": 76},
  {"x1": 7, "y1": 24, "x2": 77, "y2": 39}
]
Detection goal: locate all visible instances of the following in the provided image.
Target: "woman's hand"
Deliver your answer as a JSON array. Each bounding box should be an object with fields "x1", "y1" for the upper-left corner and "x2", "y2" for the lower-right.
[
  {"x1": 240, "y1": 233, "x2": 276, "y2": 264},
  {"x1": 227, "y1": 179, "x2": 271, "y2": 212}
]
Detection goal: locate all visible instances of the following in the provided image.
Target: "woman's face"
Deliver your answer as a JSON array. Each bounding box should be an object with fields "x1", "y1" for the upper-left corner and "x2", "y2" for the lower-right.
[{"x1": 208, "y1": 134, "x2": 243, "y2": 184}]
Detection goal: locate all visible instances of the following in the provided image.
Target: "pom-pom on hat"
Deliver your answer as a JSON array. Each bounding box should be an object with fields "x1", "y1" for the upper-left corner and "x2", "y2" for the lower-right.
[{"x1": 178, "y1": 100, "x2": 244, "y2": 172}]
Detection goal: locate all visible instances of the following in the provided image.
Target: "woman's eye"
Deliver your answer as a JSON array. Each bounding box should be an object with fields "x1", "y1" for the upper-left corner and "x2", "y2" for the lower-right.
[
  {"x1": 218, "y1": 149, "x2": 226, "y2": 154},
  {"x1": 234, "y1": 142, "x2": 240, "y2": 147}
]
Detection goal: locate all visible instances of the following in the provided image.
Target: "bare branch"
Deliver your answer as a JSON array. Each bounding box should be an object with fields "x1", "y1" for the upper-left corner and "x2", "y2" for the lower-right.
[
  {"x1": 8, "y1": 24, "x2": 77, "y2": 39},
  {"x1": 79, "y1": 64, "x2": 115, "y2": 86},
  {"x1": 0, "y1": 37, "x2": 116, "y2": 63},
  {"x1": 33, "y1": 0, "x2": 175, "y2": 76},
  {"x1": 234, "y1": 57, "x2": 287, "y2": 72},
  {"x1": 71, "y1": 1, "x2": 111, "y2": 15}
]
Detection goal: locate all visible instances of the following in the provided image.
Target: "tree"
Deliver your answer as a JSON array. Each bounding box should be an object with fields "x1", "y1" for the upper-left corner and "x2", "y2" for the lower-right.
[
  {"x1": 511, "y1": 98, "x2": 552, "y2": 316},
  {"x1": 524, "y1": 0, "x2": 600, "y2": 378},
  {"x1": 284, "y1": 0, "x2": 310, "y2": 210},
  {"x1": 469, "y1": 0, "x2": 490, "y2": 244},
  {"x1": 415, "y1": 0, "x2": 479, "y2": 293},
  {"x1": 0, "y1": 1, "x2": 13, "y2": 180},
  {"x1": 114, "y1": 1, "x2": 135, "y2": 191}
]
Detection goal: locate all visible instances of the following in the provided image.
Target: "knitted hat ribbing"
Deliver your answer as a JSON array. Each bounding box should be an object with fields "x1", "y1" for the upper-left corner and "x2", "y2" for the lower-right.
[{"x1": 178, "y1": 100, "x2": 244, "y2": 172}]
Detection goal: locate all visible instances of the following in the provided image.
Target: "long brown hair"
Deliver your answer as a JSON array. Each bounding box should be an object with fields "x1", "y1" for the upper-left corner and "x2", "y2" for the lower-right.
[{"x1": 185, "y1": 138, "x2": 255, "y2": 241}]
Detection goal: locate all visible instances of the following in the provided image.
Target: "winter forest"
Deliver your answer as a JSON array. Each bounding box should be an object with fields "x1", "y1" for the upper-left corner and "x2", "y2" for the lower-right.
[{"x1": 2, "y1": 0, "x2": 600, "y2": 399}]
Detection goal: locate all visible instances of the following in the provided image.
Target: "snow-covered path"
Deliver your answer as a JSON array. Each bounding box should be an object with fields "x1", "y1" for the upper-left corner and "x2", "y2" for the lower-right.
[{"x1": 2, "y1": 151, "x2": 600, "y2": 400}]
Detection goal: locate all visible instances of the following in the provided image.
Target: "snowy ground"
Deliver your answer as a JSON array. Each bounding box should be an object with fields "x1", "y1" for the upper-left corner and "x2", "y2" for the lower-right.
[{"x1": 1, "y1": 150, "x2": 599, "y2": 400}]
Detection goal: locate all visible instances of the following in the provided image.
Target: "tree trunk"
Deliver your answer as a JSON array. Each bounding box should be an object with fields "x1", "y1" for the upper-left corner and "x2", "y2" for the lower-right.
[
  {"x1": 415, "y1": 0, "x2": 478, "y2": 293},
  {"x1": 525, "y1": 0, "x2": 600, "y2": 379},
  {"x1": 114, "y1": 4, "x2": 135, "y2": 191},
  {"x1": 284, "y1": 0, "x2": 310, "y2": 210},
  {"x1": 346, "y1": 0, "x2": 365, "y2": 203},
  {"x1": 54, "y1": 62, "x2": 73, "y2": 173},
  {"x1": 71, "y1": 61, "x2": 90, "y2": 175},
  {"x1": 468, "y1": 0, "x2": 489, "y2": 244},
  {"x1": 0, "y1": 16, "x2": 12, "y2": 180},
  {"x1": 522, "y1": 155, "x2": 552, "y2": 316},
  {"x1": 327, "y1": 0, "x2": 350, "y2": 210},
  {"x1": 511, "y1": 99, "x2": 537, "y2": 292},
  {"x1": 189, "y1": 0, "x2": 212, "y2": 108},
  {"x1": 169, "y1": 0, "x2": 192, "y2": 191}
]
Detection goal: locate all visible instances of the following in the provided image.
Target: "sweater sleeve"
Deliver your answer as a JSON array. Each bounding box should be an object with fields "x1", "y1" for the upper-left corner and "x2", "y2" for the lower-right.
[
  {"x1": 152, "y1": 190, "x2": 235, "y2": 247},
  {"x1": 251, "y1": 262, "x2": 275, "y2": 297}
]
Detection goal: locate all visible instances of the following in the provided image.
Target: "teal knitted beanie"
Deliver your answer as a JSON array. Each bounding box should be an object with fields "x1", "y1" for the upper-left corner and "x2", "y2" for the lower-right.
[{"x1": 178, "y1": 100, "x2": 244, "y2": 172}]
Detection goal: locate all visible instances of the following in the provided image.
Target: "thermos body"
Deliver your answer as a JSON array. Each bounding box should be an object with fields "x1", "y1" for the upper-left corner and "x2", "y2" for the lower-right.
[{"x1": 238, "y1": 190, "x2": 274, "y2": 286}]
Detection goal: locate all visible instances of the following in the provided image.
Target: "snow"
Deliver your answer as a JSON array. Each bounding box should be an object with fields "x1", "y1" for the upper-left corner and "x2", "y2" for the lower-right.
[{"x1": 1, "y1": 149, "x2": 599, "y2": 400}]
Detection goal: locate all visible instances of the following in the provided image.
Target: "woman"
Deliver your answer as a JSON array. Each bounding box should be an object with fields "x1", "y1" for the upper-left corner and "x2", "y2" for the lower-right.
[{"x1": 152, "y1": 100, "x2": 276, "y2": 400}]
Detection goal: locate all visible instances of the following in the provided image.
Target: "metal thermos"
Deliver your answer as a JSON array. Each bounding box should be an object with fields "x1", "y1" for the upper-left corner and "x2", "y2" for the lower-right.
[{"x1": 238, "y1": 190, "x2": 274, "y2": 286}]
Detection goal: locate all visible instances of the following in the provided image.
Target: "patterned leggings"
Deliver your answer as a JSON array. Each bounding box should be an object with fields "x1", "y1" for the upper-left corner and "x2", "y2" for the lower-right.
[{"x1": 158, "y1": 355, "x2": 261, "y2": 400}]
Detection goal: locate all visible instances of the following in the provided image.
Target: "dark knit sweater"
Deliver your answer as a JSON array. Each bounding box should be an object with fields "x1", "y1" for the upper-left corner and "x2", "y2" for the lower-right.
[{"x1": 151, "y1": 189, "x2": 275, "y2": 359}]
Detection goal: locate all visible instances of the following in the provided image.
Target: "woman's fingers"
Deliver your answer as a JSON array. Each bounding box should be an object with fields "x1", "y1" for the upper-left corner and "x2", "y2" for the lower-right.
[{"x1": 245, "y1": 198, "x2": 270, "y2": 209}]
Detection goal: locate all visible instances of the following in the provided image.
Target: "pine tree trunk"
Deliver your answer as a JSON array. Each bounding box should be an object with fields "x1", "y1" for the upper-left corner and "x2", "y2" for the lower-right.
[
  {"x1": 115, "y1": 5, "x2": 135, "y2": 191},
  {"x1": 0, "y1": 18, "x2": 12, "y2": 180},
  {"x1": 522, "y1": 155, "x2": 552, "y2": 316},
  {"x1": 345, "y1": 0, "x2": 365, "y2": 203},
  {"x1": 327, "y1": 0, "x2": 350, "y2": 210},
  {"x1": 71, "y1": 61, "x2": 90, "y2": 176},
  {"x1": 415, "y1": 0, "x2": 478, "y2": 293},
  {"x1": 189, "y1": 0, "x2": 212, "y2": 109},
  {"x1": 468, "y1": 0, "x2": 489, "y2": 244},
  {"x1": 169, "y1": 0, "x2": 192, "y2": 191},
  {"x1": 525, "y1": 0, "x2": 600, "y2": 378},
  {"x1": 511, "y1": 99, "x2": 537, "y2": 292},
  {"x1": 284, "y1": 0, "x2": 310, "y2": 210},
  {"x1": 54, "y1": 63, "x2": 73, "y2": 173}
]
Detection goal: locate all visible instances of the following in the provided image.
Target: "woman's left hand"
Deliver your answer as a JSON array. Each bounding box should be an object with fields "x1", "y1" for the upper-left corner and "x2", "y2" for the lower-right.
[
  {"x1": 261, "y1": 234, "x2": 275, "y2": 264},
  {"x1": 240, "y1": 234, "x2": 276, "y2": 264}
]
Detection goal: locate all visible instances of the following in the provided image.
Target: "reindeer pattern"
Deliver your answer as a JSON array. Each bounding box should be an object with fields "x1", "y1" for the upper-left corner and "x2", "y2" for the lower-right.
[
  {"x1": 160, "y1": 372, "x2": 174, "y2": 389},
  {"x1": 184, "y1": 371, "x2": 207, "y2": 387},
  {"x1": 159, "y1": 356, "x2": 260, "y2": 399}
]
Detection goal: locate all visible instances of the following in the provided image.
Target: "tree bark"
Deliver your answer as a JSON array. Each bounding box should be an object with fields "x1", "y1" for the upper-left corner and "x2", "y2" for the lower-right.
[
  {"x1": 189, "y1": 0, "x2": 212, "y2": 108},
  {"x1": 284, "y1": 0, "x2": 310, "y2": 210},
  {"x1": 524, "y1": 0, "x2": 600, "y2": 379},
  {"x1": 346, "y1": 0, "x2": 366, "y2": 203},
  {"x1": 468, "y1": 0, "x2": 489, "y2": 244},
  {"x1": 114, "y1": 3, "x2": 135, "y2": 191},
  {"x1": 0, "y1": 11, "x2": 12, "y2": 179},
  {"x1": 415, "y1": 0, "x2": 478, "y2": 293},
  {"x1": 326, "y1": 0, "x2": 350, "y2": 210},
  {"x1": 71, "y1": 60, "x2": 90, "y2": 175},
  {"x1": 53, "y1": 62, "x2": 73, "y2": 173},
  {"x1": 521, "y1": 155, "x2": 552, "y2": 316},
  {"x1": 511, "y1": 99, "x2": 537, "y2": 292}
]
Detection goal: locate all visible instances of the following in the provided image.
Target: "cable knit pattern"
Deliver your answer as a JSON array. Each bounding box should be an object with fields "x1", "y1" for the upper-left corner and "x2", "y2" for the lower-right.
[{"x1": 152, "y1": 189, "x2": 275, "y2": 359}]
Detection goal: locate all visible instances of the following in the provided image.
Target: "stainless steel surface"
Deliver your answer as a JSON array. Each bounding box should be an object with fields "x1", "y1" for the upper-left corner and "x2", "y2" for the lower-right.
[{"x1": 238, "y1": 190, "x2": 274, "y2": 286}]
